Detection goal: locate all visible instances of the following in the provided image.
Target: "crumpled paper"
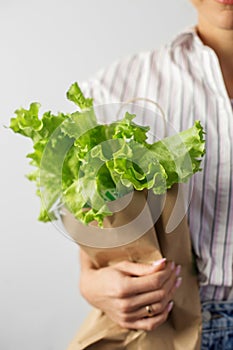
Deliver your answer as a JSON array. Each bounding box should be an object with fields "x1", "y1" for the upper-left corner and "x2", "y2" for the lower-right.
[{"x1": 62, "y1": 186, "x2": 202, "y2": 350}]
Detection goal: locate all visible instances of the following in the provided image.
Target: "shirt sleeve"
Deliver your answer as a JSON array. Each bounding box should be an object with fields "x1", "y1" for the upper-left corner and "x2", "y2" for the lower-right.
[{"x1": 80, "y1": 51, "x2": 152, "y2": 105}]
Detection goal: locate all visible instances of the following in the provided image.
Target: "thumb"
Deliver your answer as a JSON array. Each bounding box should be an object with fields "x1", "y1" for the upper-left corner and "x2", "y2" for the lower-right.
[{"x1": 113, "y1": 258, "x2": 166, "y2": 277}]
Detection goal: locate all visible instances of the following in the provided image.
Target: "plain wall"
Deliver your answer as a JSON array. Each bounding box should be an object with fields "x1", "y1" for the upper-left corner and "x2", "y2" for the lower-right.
[{"x1": 0, "y1": 1, "x2": 196, "y2": 349}]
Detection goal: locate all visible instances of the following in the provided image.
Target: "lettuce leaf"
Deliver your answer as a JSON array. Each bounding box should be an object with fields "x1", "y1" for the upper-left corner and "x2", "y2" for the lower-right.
[{"x1": 9, "y1": 82, "x2": 205, "y2": 227}]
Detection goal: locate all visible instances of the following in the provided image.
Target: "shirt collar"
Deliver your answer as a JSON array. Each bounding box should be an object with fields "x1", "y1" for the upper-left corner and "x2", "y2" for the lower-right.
[
  {"x1": 170, "y1": 27, "x2": 233, "y2": 107},
  {"x1": 169, "y1": 26, "x2": 204, "y2": 49}
]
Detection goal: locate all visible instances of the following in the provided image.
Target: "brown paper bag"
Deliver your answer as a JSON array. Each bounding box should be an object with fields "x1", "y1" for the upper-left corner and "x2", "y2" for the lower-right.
[{"x1": 63, "y1": 185, "x2": 202, "y2": 350}]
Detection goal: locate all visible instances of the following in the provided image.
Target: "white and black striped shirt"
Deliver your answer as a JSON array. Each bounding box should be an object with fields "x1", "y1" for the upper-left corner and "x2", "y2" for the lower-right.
[{"x1": 82, "y1": 27, "x2": 233, "y2": 301}]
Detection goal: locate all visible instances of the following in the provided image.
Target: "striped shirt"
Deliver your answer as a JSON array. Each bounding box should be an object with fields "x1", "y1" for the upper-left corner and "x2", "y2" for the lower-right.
[{"x1": 81, "y1": 27, "x2": 233, "y2": 301}]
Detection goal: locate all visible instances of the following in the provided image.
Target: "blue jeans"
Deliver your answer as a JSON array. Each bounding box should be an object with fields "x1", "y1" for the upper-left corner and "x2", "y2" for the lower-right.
[{"x1": 201, "y1": 300, "x2": 233, "y2": 350}]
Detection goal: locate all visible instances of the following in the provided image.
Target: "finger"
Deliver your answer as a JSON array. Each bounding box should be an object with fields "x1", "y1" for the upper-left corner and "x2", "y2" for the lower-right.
[
  {"x1": 125, "y1": 261, "x2": 175, "y2": 295},
  {"x1": 159, "y1": 265, "x2": 182, "y2": 301},
  {"x1": 119, "y1": 302, "x2": 173, "y2": 331},
  {"x1": 164, "y1": 265, "x2": 182, "y2": 302},
  {"x1": 119, "y1": 273, "x2": 178, "y2": 322},
  {"x1": 113, "y1": 258, "x2": 166, "y2": 277},
  {"x1": 122, "y1": 300, "x2": 168, "y2": 322},
  {"x1": 122, "y1": 269, "x2": 178, "y2": 315},
  {"x1": 168, "y1": 276, "x2": 183, "y2": 296}
]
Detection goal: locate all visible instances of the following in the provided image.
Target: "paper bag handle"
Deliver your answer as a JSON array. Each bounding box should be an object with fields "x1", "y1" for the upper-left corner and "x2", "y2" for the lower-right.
[{"x1": 116, "y1": 97, "x2": 168, "y2": 138}]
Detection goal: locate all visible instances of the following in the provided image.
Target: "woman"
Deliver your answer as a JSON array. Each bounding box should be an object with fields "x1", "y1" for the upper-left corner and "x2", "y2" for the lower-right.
[{"x1": 78, "y1": 0, "x2": 233, "y2": 348}]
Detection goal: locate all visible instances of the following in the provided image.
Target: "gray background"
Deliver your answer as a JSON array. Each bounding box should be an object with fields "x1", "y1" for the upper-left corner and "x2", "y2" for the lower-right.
[{"x1": 0, "y1": 1, "x2": 196, "y2": 349}]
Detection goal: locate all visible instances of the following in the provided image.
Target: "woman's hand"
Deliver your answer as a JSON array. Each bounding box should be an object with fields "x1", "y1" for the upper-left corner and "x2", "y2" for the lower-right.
[{"x1": 79, "y1": 250, "x2": 182, "y2": 331}]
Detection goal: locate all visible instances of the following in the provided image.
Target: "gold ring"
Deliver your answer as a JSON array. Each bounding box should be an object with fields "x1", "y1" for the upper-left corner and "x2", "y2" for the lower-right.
[{"x1": 145, "y1": 304, "x2": 154, "y2": 317}]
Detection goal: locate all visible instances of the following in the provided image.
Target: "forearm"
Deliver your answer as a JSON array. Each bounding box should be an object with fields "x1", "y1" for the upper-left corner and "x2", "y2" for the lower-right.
[
  {"x1": 79, "y1": 248, "x2": 96, "y2": 272},
  {"x1": 79, "y1": 248, "x2": 97, "y2": 299}
]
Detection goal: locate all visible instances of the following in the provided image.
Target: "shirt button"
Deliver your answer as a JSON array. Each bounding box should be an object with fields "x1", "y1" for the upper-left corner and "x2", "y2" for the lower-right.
[{"x1": 202, "y1": 310, "x2": 211, "y2": 322}]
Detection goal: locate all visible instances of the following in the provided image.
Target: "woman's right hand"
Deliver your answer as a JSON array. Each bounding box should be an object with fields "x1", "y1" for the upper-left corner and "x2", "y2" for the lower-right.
[{"x1": 79, "y1": 250, "x2": 182, "y2": 331}]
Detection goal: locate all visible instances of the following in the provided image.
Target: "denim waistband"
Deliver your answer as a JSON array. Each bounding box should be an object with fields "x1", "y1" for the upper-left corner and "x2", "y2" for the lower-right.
[{"x1": 202, "y1": 300, "x2": 233, "y2": 332}]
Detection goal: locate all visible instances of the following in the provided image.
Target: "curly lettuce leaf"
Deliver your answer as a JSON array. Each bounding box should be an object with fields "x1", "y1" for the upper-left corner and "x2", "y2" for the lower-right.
[
  {"x1": 111, "y1": 112, "x2": 150, "y2": 144},
  {"x1": 67, "y1": 82, "x2": 93, "y2": 110},
  {"x1": 9, "y1": 82, "x2": 205, "y2": 226},
  {"x1": 64, "y1": 119, "x2": 204, "y2": 226},
  {"x1": 149, "y1": 121, "x2": 205, "y2": 187}
]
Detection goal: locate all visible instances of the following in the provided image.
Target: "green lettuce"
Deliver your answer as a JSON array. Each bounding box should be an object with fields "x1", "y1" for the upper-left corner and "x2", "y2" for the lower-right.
[{"x1": 9, "y1": 82, "x2": 205, "y2": 226}]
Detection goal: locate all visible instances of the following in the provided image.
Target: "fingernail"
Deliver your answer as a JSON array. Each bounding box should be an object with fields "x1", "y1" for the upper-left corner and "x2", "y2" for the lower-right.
[
  {"x1": 170, "y1": 261, "x2": 175, "y2": 271},
  {"x1": 175, "y1": 277, "x2": 182, "y2": 289},
  {"x1": 152, "y1": 258, "x2": 166, "y2": 266},
  {"x1": 176, "y1": 265, "x2": 182, "y2": 276},
  {"x1": 167, "y1": 301, "x2": 174, "y2": 313}
]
